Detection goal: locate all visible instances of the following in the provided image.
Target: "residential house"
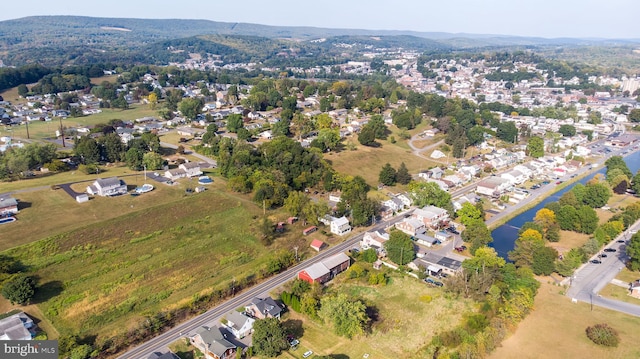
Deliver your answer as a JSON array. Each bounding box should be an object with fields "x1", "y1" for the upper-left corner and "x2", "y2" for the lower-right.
[
  {"x1": 86, "y1": 177, "x2": 127, "y2": 197},
  {"x1": 0, "y1": 312, "x2": 35, "y2": 340},
  {"x1": 179, "y1": 162, "x2": 203, "y2": 177},
  {"x1": 413, "y1": 205, "x2": 450, "y2": 229},
  {"x1": 330, "y1": 216, "x2": 352, "y2": 236},
  {"x1": 630, "y1": 280, "x2": 640, "y2": 299},
  {"x1": 190, "y1": 326, "x2": 236, "y2": 359},
  {"x1": 409, "y1": 252, "x2": 464, "y2": 276},
  {"x1": 475, "y1": 177, "x2": 511, "y2": 197},
  {"x1": 361, "y1": 231, "x2": 389, "y2": 254},
  {"x1": 298, "y1": 252, "x2": 351, "y2": 284},
  {"x1": 0, "y1": 197, "x2": 19, "y2": 216},
  {"x1": 164, "y1": 168, "x2": 187, "y2": 181},
  {"x1": 395, "y1": 218, "x2": 426, "y2": 236},
  {"x1": 223, "y1": 311, "x2": 254, "y2": 339},
  {"x1": 414, "y1": 232, "x2": 439, "y2": 247},
  {"x1": 245, "y1": 297, "x2": 283, "y2": 320},
  {"x1": 382, "y1": 196, "x2": 404, "y2": 212},
  {"x1": 500, "y1": 169, "x2": 526, "y2": 186}
]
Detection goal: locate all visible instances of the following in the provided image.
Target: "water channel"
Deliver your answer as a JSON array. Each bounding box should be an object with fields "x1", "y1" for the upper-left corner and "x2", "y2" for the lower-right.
[{"x1": 490, "y1": 149, "x2": 640, "y2": 259}]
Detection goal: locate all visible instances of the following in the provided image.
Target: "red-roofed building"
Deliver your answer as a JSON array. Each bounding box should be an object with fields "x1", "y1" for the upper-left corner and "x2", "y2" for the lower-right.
[{"x1": 310, "y1": 239, "x2": 325, "y2": 252}]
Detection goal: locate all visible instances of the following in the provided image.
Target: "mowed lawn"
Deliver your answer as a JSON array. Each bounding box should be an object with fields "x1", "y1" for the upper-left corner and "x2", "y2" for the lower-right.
[
  {"x1": 6, "y1": 104, "x2": 158, "y2": 140},
  {"x1": 0, "y1": 171, "x2": 190, "y2": 251},
  {"x1": 3, "y1": 184, "x2": 310, "y2": 340},
  {"x1": 490, "y1": 281, "x2": 640, "y2": 359},
  {"x1": 280, "y1": 275, "x2": 473, "y2": 359}
]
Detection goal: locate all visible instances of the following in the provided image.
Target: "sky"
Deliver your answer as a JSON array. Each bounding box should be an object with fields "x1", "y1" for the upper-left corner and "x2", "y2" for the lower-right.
[{"x1": 1, "y1": 0, "x2": 638, "y2": 39}]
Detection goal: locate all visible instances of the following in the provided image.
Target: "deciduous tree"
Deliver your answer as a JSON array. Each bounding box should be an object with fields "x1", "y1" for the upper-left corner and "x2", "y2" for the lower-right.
[
  {"x1": 318, "y1": 294, "x2": 369, "y2": 339},
  {"x1": 252, "y1": 318, "x2": 288, "y2": 357}
]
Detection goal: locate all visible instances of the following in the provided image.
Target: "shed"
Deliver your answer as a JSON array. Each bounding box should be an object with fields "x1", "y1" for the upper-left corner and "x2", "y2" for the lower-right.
[
  {"x1": 75, "y1": 194, "x2": 89, "y2": 203},
  {"x1": 310, "y1": 239, "x2": 325, "y2": 252}
]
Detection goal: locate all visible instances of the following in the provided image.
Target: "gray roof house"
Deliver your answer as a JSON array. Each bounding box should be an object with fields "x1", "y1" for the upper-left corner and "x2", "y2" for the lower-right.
[
  {"x1": 0, "y1": 312, "x2": 35, "y2": 340},
  {"x1": 223, "y1": 311, "x2": 255, "y2": 339},
  {"x1": 245, "y1": 297, "x2": 283, "y2": 320},
  {"x1": 86, "y1": 177, "x2": 127, "y2": 197},
  {"x1": 190, "y1": 326, "x2": 237, "y2": 359}
]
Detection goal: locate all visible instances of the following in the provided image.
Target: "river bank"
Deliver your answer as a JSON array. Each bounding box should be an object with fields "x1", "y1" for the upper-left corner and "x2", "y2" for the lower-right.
[{"x1": 490, "y1": 143, "x2": 640, "y2": 259}]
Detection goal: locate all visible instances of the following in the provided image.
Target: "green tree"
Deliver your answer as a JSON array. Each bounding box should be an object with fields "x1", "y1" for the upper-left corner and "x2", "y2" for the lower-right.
[
  {"x1": 605, "y1": 156, "x2": 632, "y2": 179},
  {"x1": 237, "y1": 128, "x2": 251, "y2": 141},
  {"x1": 318, "y1": 294, "x2": 369, "y2": 339},
  {"x1": 98, "y1": 133, "x2": 124, "y2": 163},
  {"x1": 395, "y1": 162, "x2": 412, "y2": 185},
  {"x1": 17, "y1": 84, "x2": 28, "y2": 97},
  {"x1": 457, "y1": 202, "x2": 483, "y2": 226},
  {"x1": 226, "y1": 114, "x2": 243, "y2": 133},
  {"x1": 627, "y1": 232, "x2": 640, "y2": 271},
  {"x1": 301, "y1": 200, "x2": 329, "y2": 226},
  {"x1": 531, "y1": 246, "x2": 558, "y2": 275},
  {"x1": 358, "y1": 125, "x2": 376, "y2": 146},
  {"x1": 527, "y1": 136, "x2": 544, "y2": 158},
  {"x1": 142, "y1": 152, "x2": 164, "y2": 170},
  {"x1": 378, "y1": 163, "x2": 397, "y2": 186},
  {"x1": 125, "y1": 147, "x2": 144, "y2": 170},
  {"x1": 178, "y1": 97, "x2": 203, "y2": 120},
  {"x1": 558, "y1": 124, "x2": 576, "y2": 137},
  {"x1": 582, "y1": 182, "x2": 612, "y2": 208},
  {"x1": 629, "y1": 109, "x2": 640, "y2": 122},
  {"x1": 1, "y1": 275, "x2": 36, "y2": 305},
  {"x1": 284, "y1": 191, "x2": 310, "y2": 217},
  {"x1": 462, "y1": 219, "x2": 493, "y2": 255},
  {"x1": 384, "y1": 230, "x2": 415, "y2": 265},
  {"x1": 407, "y1": 181, "x2": 454, "y2": 215},
  {"x1": 252, "y1": 318, "x2": 289, "y2": 357},
  {"x1": 496, "y1": 121, "x2": 518, "y2": 143},
  {"x1": 75, "y1": 136, "x2": 100, "y2": 164},
  {"x1": 509, "y1": 229, "x2": 544, "y2": 268}
]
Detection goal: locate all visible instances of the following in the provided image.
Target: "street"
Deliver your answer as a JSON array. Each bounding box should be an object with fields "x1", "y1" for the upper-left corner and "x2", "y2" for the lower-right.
[{"x1": 566, "y1": 222, "x2": 640, "y2": 317}]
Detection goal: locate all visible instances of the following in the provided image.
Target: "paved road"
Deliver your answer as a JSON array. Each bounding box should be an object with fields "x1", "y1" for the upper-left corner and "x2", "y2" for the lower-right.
[
  {"x1": 566, "y1": 223, "x2": 640, "y2": 317},
  {"x1": 118, "y1": 214, "x2": 408, "y2": 359}
]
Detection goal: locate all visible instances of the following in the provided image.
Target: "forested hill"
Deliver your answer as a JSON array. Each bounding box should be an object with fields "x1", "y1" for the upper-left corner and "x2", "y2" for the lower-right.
[{"x1": 0, "y1": 16, "x2": 638, "y2": 67}]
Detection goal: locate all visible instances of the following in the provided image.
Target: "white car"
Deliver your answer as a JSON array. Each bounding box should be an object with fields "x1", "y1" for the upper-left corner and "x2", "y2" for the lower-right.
[{"x1": 303, "y1": 350, "x2": 314, "y2": 358}]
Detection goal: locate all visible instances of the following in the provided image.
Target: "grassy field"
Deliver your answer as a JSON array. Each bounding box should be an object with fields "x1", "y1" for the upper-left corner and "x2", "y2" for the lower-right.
[
  {"x1": 278, "y1": 274, "x2": 472, "y2": 359},
  {"x1": 326, "y1": 139, "x2": 437, "y2": 186},
  {"x1": 599, "y1": 284, "x2": 640, "y2": 305},
  {"x1": 490, "y1": 281, "x2": 640, "y2": 359},
  {"x1": 4, "y1": 104, "x2": 158, "y2": 140},
  {"x1": 548, "y1": 231, "x2": 590, "y2": 255},
  {"x1": 2, "y1": 180, "x2": 330, "y2": 341},
  {"x1": 0, "y1": 166, "x2": 200, "y2": 251}
]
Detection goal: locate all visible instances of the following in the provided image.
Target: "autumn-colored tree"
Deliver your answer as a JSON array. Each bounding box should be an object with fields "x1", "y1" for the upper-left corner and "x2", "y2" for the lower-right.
[{"x1": 534, "y1": 208, "x2": 557, "y2": 236}]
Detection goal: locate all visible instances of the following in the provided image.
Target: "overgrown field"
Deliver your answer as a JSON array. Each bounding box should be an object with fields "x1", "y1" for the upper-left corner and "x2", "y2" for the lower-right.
[
  {"x1": 280, "y1": 275, "x2": 473, "y2": 358},
  {"x1": 3, "y1": 186, "x2": 312, "y2": 341}
]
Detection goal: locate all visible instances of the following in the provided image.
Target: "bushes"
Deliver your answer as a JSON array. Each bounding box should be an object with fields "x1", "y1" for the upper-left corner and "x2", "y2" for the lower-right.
[{"x1": 586, "y1": 323, "x2": 619, "y2": 347}]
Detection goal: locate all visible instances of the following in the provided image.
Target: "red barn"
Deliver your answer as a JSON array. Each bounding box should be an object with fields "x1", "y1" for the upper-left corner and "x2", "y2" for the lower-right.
[{"x1": 298, "y1": 252, "x2": 350, "y2": 284}]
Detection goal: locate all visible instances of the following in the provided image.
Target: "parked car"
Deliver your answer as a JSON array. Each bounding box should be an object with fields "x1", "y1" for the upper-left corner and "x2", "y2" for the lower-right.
[
  {"x1": 303, "y1": 351, "x2": 314, "y2": 358},
  {"x1": 289, "y1": 339, "x2": 300, "y2": 347},
  {"x1": 425, "y1": 278, "x2": 443, "y2": 287},
  {"x1": 617, "y1": 239, "x2": 625, "y2": 243},
  {"x1": 591, "y1": 259, "x2": 602, "y2": 264},
  {"x1": 604, "y1": 248, "x2": 617, "y2": 252},
  {"x1": 599, "y1": 253, "x2": 607, "y2": 258}
]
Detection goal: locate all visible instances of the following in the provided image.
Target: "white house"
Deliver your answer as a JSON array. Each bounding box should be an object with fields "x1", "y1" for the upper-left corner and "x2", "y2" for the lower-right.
[
  {"x1": 330, "y1": 216, "x2": 352, "y2": 236},
  {"x1": 500, "y1": 169, "x2": 526, "y2": 186},
  {"x1": 164, "y1": 168, "x2": 187, "y2": 181},
  {"x1": 179, "y1": 162, "x2": 203, "y2": 177},
  {"x1": 413, "y1": 205, "x2": 450, "y2": 229},
  {"x1": 223, "y1": 311, "x2": 255, "y2": 339},
  {"x1": 361, "y1": 231, "x2": 389, "y2": 253},
  {"x1": 476, "y1": 176, "x2": 511, "y2": 197},
  {"x1": 86, "y1": 177, "x2": 127, "y2": 197},
  {"x1": 0, "y1": 197, "x2": 19, "y2": 216}
]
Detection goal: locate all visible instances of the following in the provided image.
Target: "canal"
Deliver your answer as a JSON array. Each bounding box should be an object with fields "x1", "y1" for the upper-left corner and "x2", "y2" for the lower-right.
[{"x1": 490, "y1": 150, "x2": 640, "y2": 259}]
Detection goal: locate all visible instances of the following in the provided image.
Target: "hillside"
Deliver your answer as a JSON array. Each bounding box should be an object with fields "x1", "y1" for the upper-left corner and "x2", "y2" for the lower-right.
[{"x1": 2, "y1": 16, "x2": 639, "y2": 67}]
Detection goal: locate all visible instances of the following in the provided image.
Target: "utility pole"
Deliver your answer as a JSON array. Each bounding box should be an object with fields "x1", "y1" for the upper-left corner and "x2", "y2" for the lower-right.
[
  {"x1": 25, "y1": 120, "x2": 30, "y2": 139},
  {"x1": 293, "y1": 246, "x2": 299, "y2": 262},
  {"x1": 59, "y1": 117, "x2": 65, "y2": 147}
]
